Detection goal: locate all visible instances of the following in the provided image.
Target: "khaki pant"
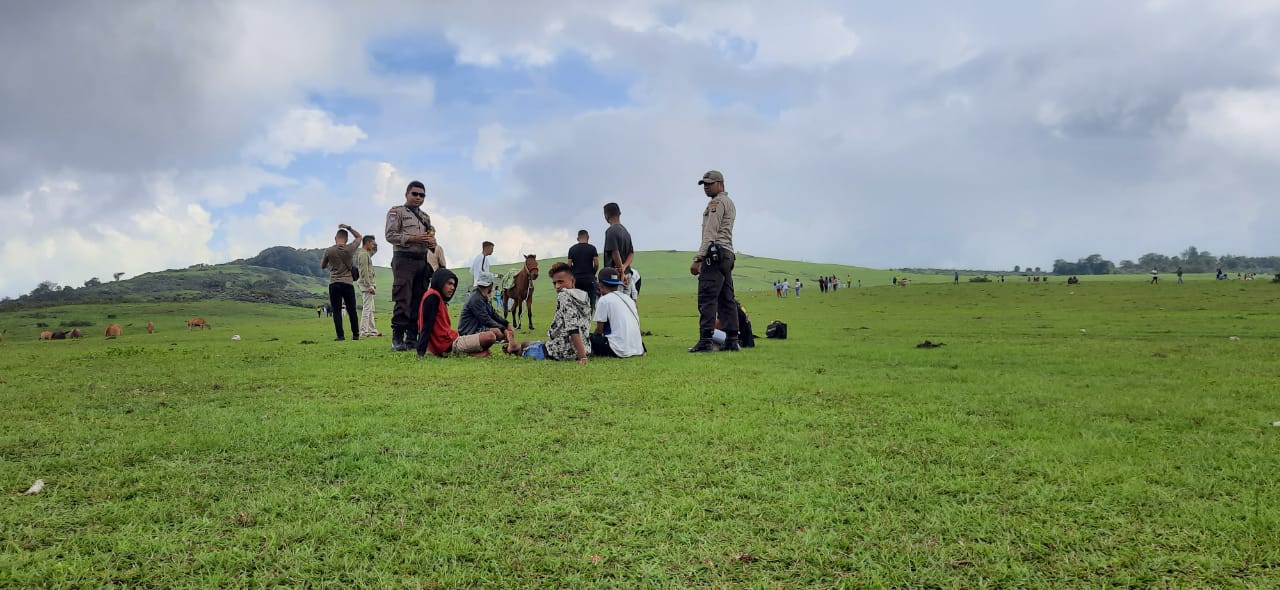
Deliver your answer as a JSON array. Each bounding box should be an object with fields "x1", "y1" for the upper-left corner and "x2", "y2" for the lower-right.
[{"x1": 360, "y1": 288, "x2": 380, "y2": 336}]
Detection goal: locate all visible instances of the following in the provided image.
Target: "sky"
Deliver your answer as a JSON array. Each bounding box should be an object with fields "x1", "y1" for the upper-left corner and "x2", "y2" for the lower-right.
[{"x1": 2, "y1": 0, "x2": 1279, "y2": 297}]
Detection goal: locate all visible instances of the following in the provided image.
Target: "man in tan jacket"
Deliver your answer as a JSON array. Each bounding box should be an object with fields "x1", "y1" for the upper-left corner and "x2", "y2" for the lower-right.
[{"x1": 688, "y1": 170, "x2": 739, "y2": 353}]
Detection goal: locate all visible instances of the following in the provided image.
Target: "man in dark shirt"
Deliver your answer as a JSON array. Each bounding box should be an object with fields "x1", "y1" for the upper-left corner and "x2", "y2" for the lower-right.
[
  {"x1": 458, "y1": 272, "x2": 513, "y2": 341},
  {"x1": 567, "y1": 229, "x2": 600, "y2": 308},
  {"x1": 602, "y1": 202, "x2": 636, "y2": 300},
  {"x1": 320, "y1": 224, "x2": 362, "y2": 341}
]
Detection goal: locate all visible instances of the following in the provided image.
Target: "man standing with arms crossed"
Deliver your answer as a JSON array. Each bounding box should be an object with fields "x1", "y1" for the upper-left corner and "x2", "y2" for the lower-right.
[
  {"x1": 384, "y1": 181, "x2": 437, "y2": 352},
  {"x1": 356, "y1": 235, "x2": 383, "y2": 338},
  {"x1": 602, "y1": 203, "x2": 636, "y2": 300},
  {"x1": 688, "y1": 170, "x2": 739, "y2": 353}
]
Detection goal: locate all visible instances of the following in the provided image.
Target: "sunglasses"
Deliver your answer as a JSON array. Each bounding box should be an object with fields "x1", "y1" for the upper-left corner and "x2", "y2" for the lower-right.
[{"x1": 410, "y1": 191, "x2": 425, "y2": 197}]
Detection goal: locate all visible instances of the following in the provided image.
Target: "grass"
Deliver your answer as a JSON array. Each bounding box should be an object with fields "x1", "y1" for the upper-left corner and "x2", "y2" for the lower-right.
[{"x1": 2, "y1": 277, "x2": 1279, "y2": 587}]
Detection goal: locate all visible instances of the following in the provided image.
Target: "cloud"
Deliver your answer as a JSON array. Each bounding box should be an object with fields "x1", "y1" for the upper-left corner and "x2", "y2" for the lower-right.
[
  {"x1": 0, "y1": 175, "x2": 216, "y2": 297},
  {"x1": 245, "y1": 108, "x2": 368, "y2": 168},
  {"x1": 1179, "y1": 87, "x2": 1280, "y2": 159},
  {"x1": 472, "y1": 123, "x2": 515, "y2": 172},
  {"x1": 368, "y1": 162, "x2": 572, "y2": 264},
  {"x1": 222, "y1": 200, "x2": 317, "y2": 259},
  {"x1": 5, "y1": 0, "x2": 1280, "y2": 298}
]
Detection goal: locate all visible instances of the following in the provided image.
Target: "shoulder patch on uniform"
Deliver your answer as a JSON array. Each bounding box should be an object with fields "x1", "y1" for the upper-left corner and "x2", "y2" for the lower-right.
[
  {"x1": 387, "y1": 211, "x2": 398, "y2": 223},
  {"x1": 708, "y1": 203, "x2": 718, "y2": 212}
]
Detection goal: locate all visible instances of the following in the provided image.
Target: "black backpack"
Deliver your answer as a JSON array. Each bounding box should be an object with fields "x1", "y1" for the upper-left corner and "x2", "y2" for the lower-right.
[{"x1": 766, "y1": 321, "x2": 787, "y2": 339}]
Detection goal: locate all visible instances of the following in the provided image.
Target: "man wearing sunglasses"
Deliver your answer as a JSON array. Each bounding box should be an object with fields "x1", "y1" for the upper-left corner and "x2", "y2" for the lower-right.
[{"x1": 384, "y1": 180, "x2": 438, "y2": 352}]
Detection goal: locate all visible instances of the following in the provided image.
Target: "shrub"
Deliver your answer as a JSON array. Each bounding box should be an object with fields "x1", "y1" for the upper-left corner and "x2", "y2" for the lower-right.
[
  {"x1": 969, "y1": 276, "x2": 992, "y2": 283},
  {"x1": 35, "y1": 322, "x2": 49, "y2": 328},
  {"x1": 60, "y1": 320, "x2": 94, "y2": 327}
]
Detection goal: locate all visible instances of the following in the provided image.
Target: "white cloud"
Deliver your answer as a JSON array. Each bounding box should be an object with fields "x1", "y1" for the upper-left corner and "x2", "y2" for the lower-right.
[
  {"x1": 368, "y1": 162, "x2": 571, "y2": 265},
  {"x1": 1179, "y1": 87, "x2": 1280, "y2": 158},
  {"x1": 149, "y1": 166, "x2": 298, "y2": 208},
  {"x1": 222, "y1": 200, "x2": 314, "y2": 259},
  {"x1": 245, "y1": 107, "x2": 368, "y2": 168},
  {"x1": 0, "y1": 175, "x2": 216, "y2": 297},
  {"x1": 472, "y1": 123, "x2": 515, "y2": 172}
]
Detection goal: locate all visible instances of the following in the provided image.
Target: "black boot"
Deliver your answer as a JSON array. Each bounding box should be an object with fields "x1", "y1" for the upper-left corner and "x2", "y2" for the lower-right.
[
  {"x1": 391, "y1": 329, "x2": 407, "y2": 352},
  {"x1": 403, "y1": 330, "x2": 418, "y2": 350},
  {"x1": 688, "y1": 330, "x2": 715, "y2": 353},
  {"x1": 723, "y1": 334, "x2": 740, "y2": 352}
]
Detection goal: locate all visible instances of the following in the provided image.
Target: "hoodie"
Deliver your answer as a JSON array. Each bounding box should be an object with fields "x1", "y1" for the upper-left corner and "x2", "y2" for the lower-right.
[{"x1": 416, "y1": 269, "x2": 459, "y2": 356}]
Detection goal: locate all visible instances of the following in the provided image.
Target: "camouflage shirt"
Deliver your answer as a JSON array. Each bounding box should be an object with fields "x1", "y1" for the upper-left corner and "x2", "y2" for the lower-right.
[{"x1": 545, "y1": 288, "x2": 592, "y2": 361}]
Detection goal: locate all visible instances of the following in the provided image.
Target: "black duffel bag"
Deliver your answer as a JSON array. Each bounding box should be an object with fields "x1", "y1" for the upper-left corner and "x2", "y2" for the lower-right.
[{"x1": 765, "y1": 321, "x2": 787, "y2": 339}]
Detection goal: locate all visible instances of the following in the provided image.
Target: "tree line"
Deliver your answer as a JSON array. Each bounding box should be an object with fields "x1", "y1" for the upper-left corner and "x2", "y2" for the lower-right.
[{"x1": 1052, "y1": 247, "x2": 1280, "y2": 275}]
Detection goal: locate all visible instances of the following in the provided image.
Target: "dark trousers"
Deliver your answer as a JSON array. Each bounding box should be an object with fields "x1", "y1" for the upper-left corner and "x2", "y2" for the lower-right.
[
  {"x1": 697, "y1": 251, "x2": 738, "y2": 335},
  {"x1": 329, "y1": 282, "x2": 359, "y2": 339},
  {"x1": 588, "y1": 333, "x2": 619, "y2": 357},
  {"x1": 391, "y1": 255, "x2": 428, "y2": 336},
  {"x1": 575, "y1": 276, "x2": 598, "y2": 307}
]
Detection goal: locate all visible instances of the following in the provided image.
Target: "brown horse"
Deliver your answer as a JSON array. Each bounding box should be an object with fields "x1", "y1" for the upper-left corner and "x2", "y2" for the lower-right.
[{"x1": 502, "y1": 255, "x2": 539, "y2": 331}]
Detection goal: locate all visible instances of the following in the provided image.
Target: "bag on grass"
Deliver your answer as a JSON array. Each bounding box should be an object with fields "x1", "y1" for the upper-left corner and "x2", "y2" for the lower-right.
[{"x1": 765, "y1": 321, "x2": 787, "y2": 339}]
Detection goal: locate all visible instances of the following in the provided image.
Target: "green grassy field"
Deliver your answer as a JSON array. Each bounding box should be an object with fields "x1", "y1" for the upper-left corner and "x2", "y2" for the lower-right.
[{"x1": 2, "y1": 277, "x2": 1279, "y2": 587}]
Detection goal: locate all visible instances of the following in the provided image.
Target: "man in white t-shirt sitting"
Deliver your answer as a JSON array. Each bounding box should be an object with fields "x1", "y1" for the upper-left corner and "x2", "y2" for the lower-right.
[{"x1": 590, "y1": 267, "x2": 645, "y2": 358}]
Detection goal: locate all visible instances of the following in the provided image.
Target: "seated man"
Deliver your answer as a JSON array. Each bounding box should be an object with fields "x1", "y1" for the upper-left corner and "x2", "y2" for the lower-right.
[
  {"x1": 415, "y1": 269, "x2": 505, "y2": 358},
  {"x1": 589, "y1": 267, "x2": 645, "y2": 358},
  {"x1": 512, "y1": 262, "x2": 592, "y2": 364},
  {"x1": 459, "y1": 271, "x2": 514, "y2": 343}
]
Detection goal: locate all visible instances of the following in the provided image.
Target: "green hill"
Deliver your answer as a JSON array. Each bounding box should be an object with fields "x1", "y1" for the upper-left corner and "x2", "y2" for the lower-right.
[
  {"x1": 483, "y1": 250, "x2": 951, "y2": 299},
  {"x1": 2, "y1": 249, "x2": 996, "y2": 313},
  {"x1": 0, "y1": 261, "x2": 328, "y2": 312}
]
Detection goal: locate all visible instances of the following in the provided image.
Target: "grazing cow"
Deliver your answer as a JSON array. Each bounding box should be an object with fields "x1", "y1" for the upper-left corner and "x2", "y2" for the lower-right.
[
  {"x1": 69, "y1": 329, "x2": 82, "y2": 339},
  {"x1": 146, "y1": 321, "x2": 154, "y2": 334},
  {"x1": 39, "y1": 331, "x2": 53, "y2": 340},
  {"x1": 50, "y1": 331, "x2": 69, "y2": 340},
  {"x1": 187, "y1": 318, "x2": 210, "y2": 330},
  {"x1": 104, "y1": 324, "x2": 123, "y2": 338}
]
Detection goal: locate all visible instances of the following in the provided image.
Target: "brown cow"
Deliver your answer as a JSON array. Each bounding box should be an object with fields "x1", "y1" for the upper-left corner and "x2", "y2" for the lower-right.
[
  {"x1": 39, "y1": 331, "x2": 53, "y2": 340},
  {"x1": 105, "y1": 324, "x2": 123, "y2": 338},
  {"x1": 69, "y1": 329, "x2": 82, "y2": 339},
  {"x1": 50, "y1": 330, "x2": 69, "y2": 340},
  {"x1": 146, "y1": 321, "x2": 155, "y2": 334},
  {"x1": 187, "y1": 318, "x2": 210, "y2": 330}
]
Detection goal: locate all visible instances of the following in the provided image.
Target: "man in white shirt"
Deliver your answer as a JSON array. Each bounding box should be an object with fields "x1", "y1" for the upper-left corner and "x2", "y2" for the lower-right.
[
  {"x1": 590, "y1": 267, "x2": 645, "y2": 358},
  {"x1": 469, "y1": 241, "x2": 494, "y2": 291}
]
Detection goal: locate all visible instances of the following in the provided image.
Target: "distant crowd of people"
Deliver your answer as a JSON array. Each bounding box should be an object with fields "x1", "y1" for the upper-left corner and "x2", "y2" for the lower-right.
[{"x1": 314, "y1": 169, "x2": 747, "y2": 360}]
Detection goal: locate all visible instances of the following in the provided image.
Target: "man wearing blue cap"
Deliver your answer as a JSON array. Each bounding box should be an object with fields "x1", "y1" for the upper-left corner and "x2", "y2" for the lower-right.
[{"x1": 590, "y1": 267, "x2": 645, "y2": 358}]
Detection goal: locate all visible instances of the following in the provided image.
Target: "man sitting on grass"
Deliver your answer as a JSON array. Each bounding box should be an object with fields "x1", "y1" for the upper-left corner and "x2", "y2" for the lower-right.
[
  {"x1": 459, "y1": 271, "x2": 515, "y2": 345},
  {"x1": 510, "y1": 262, "x2": 592, "y2": 364},
  {"x1": 590, "y1": 267, "x2": 645, "y2": 358},
  {"x1": 415, "y1": 269, "x2": 505, "y2": 359}
]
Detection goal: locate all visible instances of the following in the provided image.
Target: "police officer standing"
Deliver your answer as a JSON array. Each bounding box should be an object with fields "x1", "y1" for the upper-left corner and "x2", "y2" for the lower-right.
[
  {"x1": 384, "y1": 180, "x2": 437, "y2": 351},
  {"x1": 689, "y1": 170, "x2": 739, "y2": 352}
]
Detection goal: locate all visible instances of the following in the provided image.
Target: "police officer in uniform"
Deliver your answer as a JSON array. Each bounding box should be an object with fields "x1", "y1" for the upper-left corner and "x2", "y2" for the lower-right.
[
  {"x1": 688, "y1": 170, "x2": 739, "y2": 352},
  {"x1": 384, "y1": 180, "x2": 437, "y2": 351}
]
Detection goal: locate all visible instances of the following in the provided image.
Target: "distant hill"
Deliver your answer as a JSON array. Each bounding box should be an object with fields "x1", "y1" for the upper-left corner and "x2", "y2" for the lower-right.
[
  {"x1": 482, "y1": 250, "x2": 952, "y2": 299},
  {"x1": 2, "y1": 248, "x2": 983, "y2": 312},
  {"x1": 0, "y1": 249, "x2": 330, "y2": 311},
  {"x1": 238, "y1": 246, "x2": 329, "y2": 279}
]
